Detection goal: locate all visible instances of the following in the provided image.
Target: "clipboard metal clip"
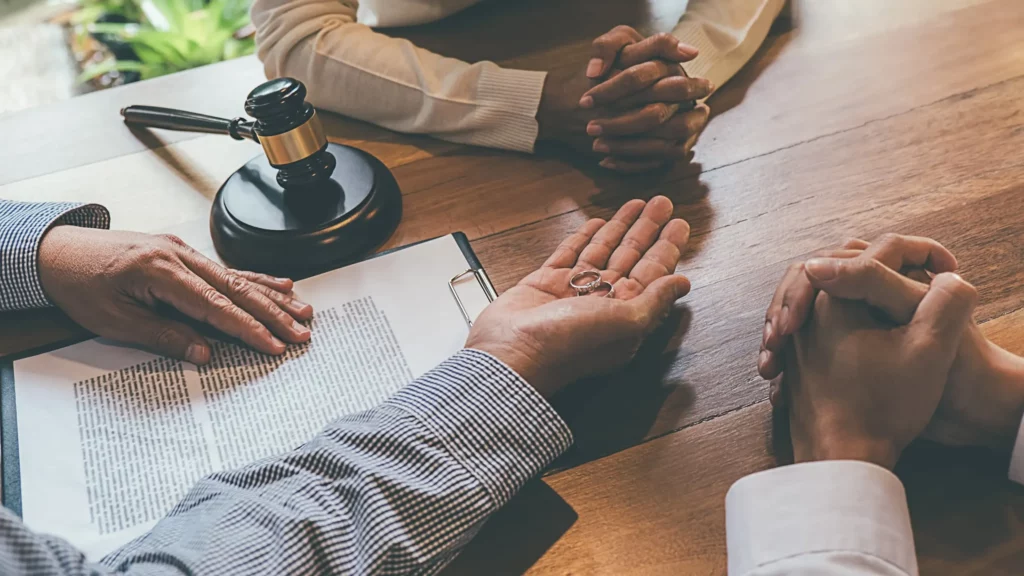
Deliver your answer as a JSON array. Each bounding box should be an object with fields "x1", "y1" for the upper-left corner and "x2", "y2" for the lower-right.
[{"x1": 449, "y1": 268, "x2": 497, "y2": 327}]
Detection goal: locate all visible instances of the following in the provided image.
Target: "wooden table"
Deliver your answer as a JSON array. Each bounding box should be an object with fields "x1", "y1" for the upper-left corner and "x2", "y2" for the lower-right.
[{"x1": 2, "y1": 0, "x2": 1024, "y2": 573}]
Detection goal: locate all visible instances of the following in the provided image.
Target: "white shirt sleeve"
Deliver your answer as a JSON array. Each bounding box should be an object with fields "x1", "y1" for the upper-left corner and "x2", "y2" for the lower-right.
[
  {"x1": 250, "y1": 0, "x2": 548, "y2": 153},
  {"x1": 1008, "y1": 415, "x2": 1024, "y2": 484},
  {"x1": 726, "y1": 461, "x2": 919, "y2": 575},
  {"x1": 670, "y1": 0, "x2": 786, "y2": 91}
]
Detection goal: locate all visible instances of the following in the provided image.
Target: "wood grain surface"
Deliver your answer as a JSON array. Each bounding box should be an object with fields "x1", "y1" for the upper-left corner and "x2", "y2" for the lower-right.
[{"x1": 2, "y1": 0, "x2": 1022, "y2": 574}]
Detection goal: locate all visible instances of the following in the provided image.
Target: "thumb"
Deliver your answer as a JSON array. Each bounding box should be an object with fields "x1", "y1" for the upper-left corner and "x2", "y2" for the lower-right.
[
  {"x1": 589, "y1": 26, "x2": 641, "y2": 78},
  {"x1": 908, "y1": 272, "x2": 978, "y2": 357},
  {"x1": 628, "y1": 275, "x2": 691, "y2": 332},
  {"x1": 119, "y1": 309, "x2": 212, "y2": 365}
]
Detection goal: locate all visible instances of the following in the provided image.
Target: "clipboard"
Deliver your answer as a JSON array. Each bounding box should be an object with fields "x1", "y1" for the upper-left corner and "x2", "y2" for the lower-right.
[{"x1": 0, "y1": 231, "x2": 495, "y2": 517}]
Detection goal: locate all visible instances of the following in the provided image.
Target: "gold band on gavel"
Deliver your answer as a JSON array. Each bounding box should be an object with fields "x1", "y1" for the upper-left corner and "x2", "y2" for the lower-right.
[{"x1": 259, "y1": 110, "x2": 328, "y2": 166}]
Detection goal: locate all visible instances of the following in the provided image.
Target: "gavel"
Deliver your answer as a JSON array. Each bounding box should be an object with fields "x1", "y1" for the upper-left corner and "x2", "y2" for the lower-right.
[{"x1": 121, "y1": 77, "x2": 402, "y2": 278}]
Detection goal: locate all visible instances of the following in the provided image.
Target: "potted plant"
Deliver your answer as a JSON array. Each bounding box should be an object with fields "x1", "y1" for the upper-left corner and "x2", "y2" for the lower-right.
[{"x1": 67, "y1": 0, "x2": 255, "y2": 88}]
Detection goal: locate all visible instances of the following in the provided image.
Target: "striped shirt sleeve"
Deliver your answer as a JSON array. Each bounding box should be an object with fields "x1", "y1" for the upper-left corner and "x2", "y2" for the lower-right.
[
  {"x1": 0, "y1": 200, "x2": 111, "y2": 311},
  {"x1": 0, "y1": 349, "x2": 573, "y2": 575}
]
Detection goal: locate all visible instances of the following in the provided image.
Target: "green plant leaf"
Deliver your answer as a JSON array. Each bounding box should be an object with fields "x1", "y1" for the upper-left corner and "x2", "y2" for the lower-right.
[
  {"x1": 139, "y1": 0, "x2": 187, "y2": 31},
  {"x1": 76, "y1": 0, "x2": 257, "y2": 83},
  {"x1": 77, "y1": 59, "x2": 149, "y2": 83}
]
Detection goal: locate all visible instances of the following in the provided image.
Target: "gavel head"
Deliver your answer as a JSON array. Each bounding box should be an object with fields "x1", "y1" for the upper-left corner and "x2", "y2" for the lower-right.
[{"x1": 245, "y1": 78, "x2": 336, "y2": 190}]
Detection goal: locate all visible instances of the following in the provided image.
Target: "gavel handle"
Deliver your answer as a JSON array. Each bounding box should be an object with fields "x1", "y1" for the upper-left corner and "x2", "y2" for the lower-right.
[{"x1": 120, "y1": 105, "x2": 258, "y2": 142}]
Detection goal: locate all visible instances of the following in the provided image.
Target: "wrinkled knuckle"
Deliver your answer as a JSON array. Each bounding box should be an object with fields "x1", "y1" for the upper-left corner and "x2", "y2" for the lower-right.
[
  {"x1": 153, "y1": 326, "x2": 180, "y2": 351},
  {"x1": 225, "y1": 274, "x2": 250, "y2": 296},
  {"x1": 652, "y1": 33, "x2": 675, "y2": 49},
  {"x1": 202, "y1": 286, "x2": 233, "y2": 310},
  {"x1": 134, "y1": 245, "x2": 174, "y2": 270},
  {"x1": 158, "y1": 233, "x2": 186, "y2": 247},
  {"x1": 876, "y1": 232, "x2": 903, "y2": 248},
  {"x1": 651, "y1": 103, "x2": 671, "y2": 123},
  {"x1": 626, "y1": 68, "x2": 644, "y2": 89}
]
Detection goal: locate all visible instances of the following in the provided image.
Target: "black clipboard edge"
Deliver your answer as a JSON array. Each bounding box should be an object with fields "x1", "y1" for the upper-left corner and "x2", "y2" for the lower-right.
[{"x1": 0, "y1": 232, "x2": 490, "y2": 517}]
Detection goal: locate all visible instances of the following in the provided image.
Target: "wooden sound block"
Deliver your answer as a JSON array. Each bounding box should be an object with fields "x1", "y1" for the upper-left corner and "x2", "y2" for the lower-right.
[{"x1": 211, "y1": 142, "x2": 402, "y2": 278}]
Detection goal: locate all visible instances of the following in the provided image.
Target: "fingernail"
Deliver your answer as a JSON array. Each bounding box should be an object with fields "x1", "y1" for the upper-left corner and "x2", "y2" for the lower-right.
[
  {"x1": 586, "y1": 58, "x2": 603, "y2": 78},
  {"x1": 707, "y1": 82, "x2": 716, "y2": 93},
  {"x1": 805, "y1": 258, "x2": 838, "y2": 281},
  {"x1": 275, "y1": 277, "x2": 291, "y2": 284},
  {"x1": 186, "y1": 344, "x2": 210, "y2": 365},
  {"x1": 779, "y1": 305, "x2": 791, "y2": 334},
  {"x1": 579, "y1": 95, "x2": 594, "y2": 109},
  {"x1": 292, "y1": 320, "x2": 310, "y2": 335},
  {"x1": 677, "y1": 43, "x2": 698, "y2": 58},
  {"x1": 587, "y1": 122, "x2": 603, "y2": 136},
  {"x1": 271, "y1": 336, "x2": 286, "y2": 351},
  {"x1": 762, "y1": 320, "x2": 773, "y2": 346},
  {"x1": 287, "y1": 299, "x2": 311, "y2": 315},
  {"x1": 758, "y1": 349, "x2": 769, "y2": 370},
  {"x1": 593, "y1": 140, "x2": 610, "y2": 153},
  {"x1": 598, "y1": 158, "x2": 614, "y2": 168}
]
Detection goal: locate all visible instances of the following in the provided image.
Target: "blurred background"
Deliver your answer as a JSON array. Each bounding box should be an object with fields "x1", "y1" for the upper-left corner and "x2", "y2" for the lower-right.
[{"x1": 0, "y1": 0, "x2": 254, "y2": 113}]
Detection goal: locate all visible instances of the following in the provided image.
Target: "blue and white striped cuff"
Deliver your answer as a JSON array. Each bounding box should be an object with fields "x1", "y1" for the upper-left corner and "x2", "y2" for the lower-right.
[
  {"x1": 0, "y1": 201, "x2": 110, "y2": 311},
  {"x1": 386, "y1": 349, "x2": 573, "y2": 506}
]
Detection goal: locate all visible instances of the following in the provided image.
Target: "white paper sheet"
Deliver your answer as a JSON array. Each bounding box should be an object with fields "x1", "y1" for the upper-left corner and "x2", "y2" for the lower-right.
[{"x1": 11, "y1": 235, "x2": 492, "y2": 560}]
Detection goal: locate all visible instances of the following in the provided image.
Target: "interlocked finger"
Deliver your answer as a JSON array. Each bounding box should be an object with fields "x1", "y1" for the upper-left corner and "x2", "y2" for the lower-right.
[
  {"x1": 614, "y1": 76, "x2": 713, "y2": 109},
  {"x1": 861, "y1": 233, "x2": 958, "y2": 275},
  {"x1": 617, "y1": 32, "x2": 699, "y2": 68}
]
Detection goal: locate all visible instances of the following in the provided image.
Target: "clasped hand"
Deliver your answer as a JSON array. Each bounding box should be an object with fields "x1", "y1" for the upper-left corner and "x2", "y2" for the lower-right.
[
  {"x1": 538, "y1": 26, "x2": 713, "y2": 173},
  {"x1": 760, "y1": 234, "x2": 1024, "y2": 469}
]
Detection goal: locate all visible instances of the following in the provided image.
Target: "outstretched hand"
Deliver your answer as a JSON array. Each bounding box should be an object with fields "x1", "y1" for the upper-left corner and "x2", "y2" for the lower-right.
[{"x1": 466, "y1": 196, "x2": 691, "y2": 397}]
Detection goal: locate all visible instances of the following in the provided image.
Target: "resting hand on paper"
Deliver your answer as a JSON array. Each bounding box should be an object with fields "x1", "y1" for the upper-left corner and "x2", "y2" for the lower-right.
[
  {"x1": 466, "y1": 196, "x2": 691, "y2": 398},
  {"x1": 762, "y1": 234, "x2": 1024, "y2": 452},
  {"x1": 537, "y1": 26, "x2": 713, "y2": 173},
  {"x1": 37, "y1": 226, "x2": 314, "y2": 365}
]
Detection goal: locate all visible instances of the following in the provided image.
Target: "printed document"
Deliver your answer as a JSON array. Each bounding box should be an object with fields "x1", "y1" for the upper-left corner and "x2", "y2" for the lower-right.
[{"x1": 10, "y1": 235, "x2": 491, "y2": 560}]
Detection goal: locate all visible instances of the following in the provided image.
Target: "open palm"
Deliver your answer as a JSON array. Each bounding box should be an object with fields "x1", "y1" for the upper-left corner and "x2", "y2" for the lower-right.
[{"x1": 467, "y1": 196, "x2": 692, "y2": 397}]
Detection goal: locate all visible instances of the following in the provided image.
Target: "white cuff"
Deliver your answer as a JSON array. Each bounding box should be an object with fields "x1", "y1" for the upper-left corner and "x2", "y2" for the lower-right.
[
  {"x1": 1008, "y1": 414, "x2": 1024, "y2": 484},
  {"x1": 726, "y1": 461, "x2": 918, "y2": 575},
  {"x1": 472, "y1": 65, "x2": 547, "y2": 153}
]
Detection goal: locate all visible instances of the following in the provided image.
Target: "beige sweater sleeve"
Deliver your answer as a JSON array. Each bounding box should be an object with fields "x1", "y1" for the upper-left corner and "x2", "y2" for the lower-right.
[
  {"x1": 250, "y1": 0, "x2": 548, "y2": 152},
  {"x1": 671, "y1": 0, "x2": 786, "y2": 92}
]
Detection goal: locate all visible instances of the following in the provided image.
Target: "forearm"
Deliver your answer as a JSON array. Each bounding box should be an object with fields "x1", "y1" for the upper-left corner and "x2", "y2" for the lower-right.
[
  {"x1": 251, "y1": 0, "x2": 547, "y2": 152},
  {"x1": 670, "y1": 0, "x2": 785, "y2": 93},
  {"x1": 0, "y1": 350, "x2": 571, "y2": 575},
  {"x1": 0, "y1": 200, "x2": 109, "y2": 311}
]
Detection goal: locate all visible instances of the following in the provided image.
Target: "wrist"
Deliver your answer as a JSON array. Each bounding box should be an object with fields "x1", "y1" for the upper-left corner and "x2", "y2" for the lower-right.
[
  {"x1": 37, "y1": 225, "x2": 76, "y2": 298},
  {"x1": 465, "y1": 344, "x2": 562, "y2": 399},
  {"x1": 793, "y1": 428, "x2": 900, "y2": 470},
  {"x1": 975, "y1": 338, "x2": 1024, "y2": 450},
  {"x1": 536, "y1": 81, "x2": 564, "y2": 143}
]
